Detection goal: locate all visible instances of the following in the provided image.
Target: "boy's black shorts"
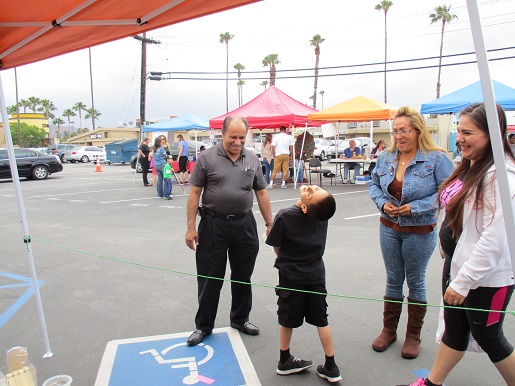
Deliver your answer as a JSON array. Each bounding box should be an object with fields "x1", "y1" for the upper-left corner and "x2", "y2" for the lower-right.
[{"x1": 276, "y1": 281, "x2": 328, "y2": 328}]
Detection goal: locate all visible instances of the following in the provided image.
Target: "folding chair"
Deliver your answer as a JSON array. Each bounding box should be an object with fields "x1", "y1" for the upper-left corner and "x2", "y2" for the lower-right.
[{"x1": 308, "y1": 158, "x2": 333, "y2": 186}]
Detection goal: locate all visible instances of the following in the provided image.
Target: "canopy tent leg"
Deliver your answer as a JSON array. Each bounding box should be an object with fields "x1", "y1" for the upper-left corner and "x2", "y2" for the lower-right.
[
  {"x1": 0, "y1": 72, "x2": 53, "y2": 358},
  {"x1": 467, "y1": 0, "x2": 515, "y2": 268}
]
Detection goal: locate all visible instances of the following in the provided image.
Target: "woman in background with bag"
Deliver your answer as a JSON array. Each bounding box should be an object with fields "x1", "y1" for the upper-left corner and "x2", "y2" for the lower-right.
[{"x1": 403, "y1": 103, "x2": 515, "y2": 386}]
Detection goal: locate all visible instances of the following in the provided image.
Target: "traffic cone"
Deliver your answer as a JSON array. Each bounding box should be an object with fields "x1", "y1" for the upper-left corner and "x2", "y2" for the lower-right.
[{"x1": 95, "y1": 159, "x2": 103, "y2": 172}]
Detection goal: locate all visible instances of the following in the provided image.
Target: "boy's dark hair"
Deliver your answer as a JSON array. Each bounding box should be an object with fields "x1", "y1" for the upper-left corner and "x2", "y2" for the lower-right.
[{"x1": 307, "y1": 193, "x2": 336, "y2": 221}]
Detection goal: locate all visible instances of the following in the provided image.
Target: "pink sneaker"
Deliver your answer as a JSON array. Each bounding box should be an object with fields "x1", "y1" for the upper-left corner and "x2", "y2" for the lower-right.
[{"x1": 408, "y1": 378, "x2": 427, "y2": 386}]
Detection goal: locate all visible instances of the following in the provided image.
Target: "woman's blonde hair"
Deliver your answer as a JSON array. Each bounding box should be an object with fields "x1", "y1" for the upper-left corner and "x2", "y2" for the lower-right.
[{"x1": 389, "y1": 106, "x2": 446, "y2": 154}]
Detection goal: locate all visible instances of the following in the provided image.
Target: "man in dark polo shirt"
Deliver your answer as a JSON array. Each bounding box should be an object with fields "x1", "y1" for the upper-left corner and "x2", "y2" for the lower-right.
[{"x1": 185, "y1": 115, "x2": 274, "y2": 346}]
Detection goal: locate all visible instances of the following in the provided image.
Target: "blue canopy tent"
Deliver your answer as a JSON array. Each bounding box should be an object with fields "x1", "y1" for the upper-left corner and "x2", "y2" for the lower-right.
[
  {"x1": 421, "y1": 80, "x2": 515, "y2": 114},
  {"x1": 142, "y1": 112, "x2": 210, "y2": 132}
]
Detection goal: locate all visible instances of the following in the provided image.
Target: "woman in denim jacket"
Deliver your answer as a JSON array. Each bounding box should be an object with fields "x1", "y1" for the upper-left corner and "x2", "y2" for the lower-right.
[{"x1": 369, "y1": 106, "x2": 454, "y2": 359}]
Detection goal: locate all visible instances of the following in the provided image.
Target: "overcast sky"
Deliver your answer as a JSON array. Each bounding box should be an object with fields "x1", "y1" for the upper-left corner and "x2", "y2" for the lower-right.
[{"x1": 2, "y1": 0, "x2": 515, "y2": 128}]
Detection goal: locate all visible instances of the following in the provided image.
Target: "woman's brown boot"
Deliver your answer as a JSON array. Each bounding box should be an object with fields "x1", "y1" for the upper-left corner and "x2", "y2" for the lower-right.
[
  {"x1": 401, "y1": 297, "x2": 427, "y2": 359},
  {"x1": 372, "y1": 296, "x2": 403, "y2": 352}
]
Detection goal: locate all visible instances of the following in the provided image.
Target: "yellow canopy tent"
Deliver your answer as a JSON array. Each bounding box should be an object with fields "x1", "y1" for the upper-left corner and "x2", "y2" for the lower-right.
[{"x1": 307, "y1": 96, "x2": 397, "y2": 122}]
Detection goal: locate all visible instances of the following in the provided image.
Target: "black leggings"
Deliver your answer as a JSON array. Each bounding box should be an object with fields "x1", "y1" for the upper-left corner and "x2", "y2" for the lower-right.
[{"x1": 442, "y1": 284, "x2": 514, "y2": 363}]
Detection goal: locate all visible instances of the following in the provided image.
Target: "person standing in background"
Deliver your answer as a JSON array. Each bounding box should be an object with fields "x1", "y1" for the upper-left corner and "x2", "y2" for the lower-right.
[
  {"x1": 262, "y1": 133, "x2": 274, "y2": 184},
  {"x1": 177, "y1": 134, "x2": 190, "y2": 185},
  {"x1": 152, "y1": 137, "x2": 167, "y2": 198},
  {"x1": 138, "y1": 138, "x2": 152, "y2": 187},
  {"x1": 269, "y1": 126, "x2": 294, "y2": 189}
]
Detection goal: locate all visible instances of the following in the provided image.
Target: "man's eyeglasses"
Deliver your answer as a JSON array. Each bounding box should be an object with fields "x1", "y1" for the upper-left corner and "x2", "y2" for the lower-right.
[{"x1": 392, "y1": 129, "x2": 413, "y2": 137}]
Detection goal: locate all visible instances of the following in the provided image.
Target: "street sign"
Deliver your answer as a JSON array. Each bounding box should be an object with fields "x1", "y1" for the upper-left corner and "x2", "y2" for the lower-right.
[{"x1": 95, "y1": 327, "x2": 261, "y2": 386}]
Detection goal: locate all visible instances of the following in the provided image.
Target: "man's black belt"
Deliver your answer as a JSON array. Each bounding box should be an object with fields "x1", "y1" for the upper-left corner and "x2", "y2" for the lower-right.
[{"x1": 199, "y1": 206, "x2": 250, "y2": 221}]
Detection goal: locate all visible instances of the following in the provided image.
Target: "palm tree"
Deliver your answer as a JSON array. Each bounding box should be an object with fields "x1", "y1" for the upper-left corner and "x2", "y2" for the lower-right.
[
  {"x1": 375, "y1": 1, "x2": 393, "y2": 103},
  {"x1": 27, "y1": 96, "x2": 41, "y2": 113},
  {"x1": 309, "y1": 34, "x2": 325, "y2": 109},
  {"x1": 262, "y1": 54, "x2": 280, "y2": 86},
  {"x1": 85, "y1": 107, "x2": 102, "y2": 124},
  {"x1": 73, "y1": 102, "x2": 88, "y2": 132},
  {"x1": 62, "y1": 109, "x2": 76, "y2": 133},
  {"x1": 20, "y1": 99, "x2": 30, "y2": 113},
  {"x1": 52, "y1": 117, "x2": 65, "y2": 143},
  {"x1": 319, "y1": 90, "x2": 325, "y2": 109},
  {"x1": 219, "y1": 32, "x2": 234, "y2": 113},
  {"x1": 430, "y1": 5, "x2": 458, "y2": 98},
  {"x1": 260, "y1": 80, "x2": 269, "y2": 90},
  {"x1": 38, "y1": 99, "x2": 57, "y2": 120},
  {"x1": 237, "y1": 80, "x2": 245, "y2": 106},
  {"x1": 7, "y1": 104, "x2": 20, "y2": 115},
  {"x1": 234, "y1": 63, "x2": 245, "y2": 107}
]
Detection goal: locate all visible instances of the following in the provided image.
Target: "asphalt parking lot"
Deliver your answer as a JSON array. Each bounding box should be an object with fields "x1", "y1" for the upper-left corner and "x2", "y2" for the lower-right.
[{"x1": 0, "y1": 162, "x2": 513, "y2": 385}]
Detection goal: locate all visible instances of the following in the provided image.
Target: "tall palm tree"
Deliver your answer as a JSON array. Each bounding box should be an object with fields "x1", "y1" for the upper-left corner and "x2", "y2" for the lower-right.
[
  {"x1": 319, "y1": 90, "x2": 325, "y2": 109},
  {"x1": 20, "y1": 99, "x2": 30, "y2": 113},
  {"x1": 27, "y1": 96, "x2": 41, "y2": 113},
  {"x1": 262, "y1": 54, "x2": 280, "y2": 86},
  {"x1": 62, "y1": 109, "x2": 76, "y2": 133},
  {"x1": 84, "y1": 107, "x2": 102, "y2": 124},
  {"x1": 234, "y1": 63, "x2": 245, "y2": 107},
  {"x1": 237, "y1": 80, "x2": 245, "y2": 106},
  {"x1": 309, "y1": 34, "x2": 325, "y2": 109},
  {"x1": 38, "y1": 99, "x2": 57, "y2": 120},
  {"x1": 219, "y1": 32, "x2": 234, "y2": 113},
  {"x1": 260, "y1": 80, "x2": 269, "y2": 90},
  {"x1": 375, "y1": 0, "x2": 393, "y2": 103},
  {"x1": 430, "y1": 5, "x2": 458, "y2": 98},
  {"x1": 73, "y1": 102, "x2": 87, "y2": 132},
  {"x1": 52, "y1": 117, "x2": 65, "y2": 143}
]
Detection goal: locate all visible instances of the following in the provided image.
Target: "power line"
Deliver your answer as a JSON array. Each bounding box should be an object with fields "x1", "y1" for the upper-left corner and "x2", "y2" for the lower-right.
[{"x1": 148, "y1": 46, "x2": 515, "y2": 77}]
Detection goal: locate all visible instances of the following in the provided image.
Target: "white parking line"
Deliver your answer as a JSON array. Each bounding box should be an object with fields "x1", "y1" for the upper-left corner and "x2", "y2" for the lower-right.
[
  {"x1": 345, "y1": 213, "x2": 380, "y2": 220},
  {"x1": 25, "y1": 187, "x2": 141, "y2": 199}
]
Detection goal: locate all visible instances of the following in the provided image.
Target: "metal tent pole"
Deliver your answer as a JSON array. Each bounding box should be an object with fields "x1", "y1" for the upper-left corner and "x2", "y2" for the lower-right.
[
  {"x1": 466, "y1": 0, "x2": 515, "y2": 267},
  {"x1": 0, "y1": 73, "x2": 53, "y2": 358}
]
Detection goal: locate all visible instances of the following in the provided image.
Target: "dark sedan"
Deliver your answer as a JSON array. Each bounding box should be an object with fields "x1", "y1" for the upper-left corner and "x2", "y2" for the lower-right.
[{"x1": 0, "y1": 148, "x2": 64, "y2": 180}]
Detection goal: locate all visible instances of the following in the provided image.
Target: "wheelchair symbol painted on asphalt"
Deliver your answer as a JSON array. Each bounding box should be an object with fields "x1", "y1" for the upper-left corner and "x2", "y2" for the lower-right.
[
  {"x1": 95, "y1": 328, "x2": 262, "y2": 386},
  {"x1": 140, "y1": 342, "x2": 215, "y2": 385}
]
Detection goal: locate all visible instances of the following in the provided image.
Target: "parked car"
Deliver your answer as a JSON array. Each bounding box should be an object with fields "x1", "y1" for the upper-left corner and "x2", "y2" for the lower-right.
[
  {"x1": 130, "y1": 140, "x2": 206, "y2": 173},
  {"x1": 328, "y1": 137, "x2": 372, "y2": 158},
  {"x1": 313, "y1": 138, "x2": 336, "y2": 161},
  {"x1": 46, "y1": 144, "x2": 80, "y2": 162},
  {"x1": 64, "y1": 146, "x2": 106, "y2": 163},
  {"x1": 0, "y1": 148, "x2": 63, "y2": 180}
]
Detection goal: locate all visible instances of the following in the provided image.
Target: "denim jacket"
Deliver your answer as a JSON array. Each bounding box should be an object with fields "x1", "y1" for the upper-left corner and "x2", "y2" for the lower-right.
[{"x1": 369, "y1": 149, "x2": 454, "y2": 226}]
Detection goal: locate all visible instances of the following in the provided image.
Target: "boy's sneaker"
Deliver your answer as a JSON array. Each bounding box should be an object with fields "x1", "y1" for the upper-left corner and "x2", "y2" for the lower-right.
[
  {"x1": 316, "y1": 365, "x2": 342, "y2": 383},
  {"x1": 276, "y1": 355, "x2": 313, "y2": 375},
  {"x1": 165, "y1": 195, "x2": 173, "y2": 200},
  {"x1": 266, "y1": 185, "x2": 274, "y2": 190},
  {"x1": 281, "y1": 185, "x2": 287, "y2": 189}
]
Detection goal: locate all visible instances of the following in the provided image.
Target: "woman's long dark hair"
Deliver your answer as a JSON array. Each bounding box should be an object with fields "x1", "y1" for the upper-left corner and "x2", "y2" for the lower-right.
[
  {"x1": 153, "y1": 137, "x2": 162, "y2": 152},
  {"x1": 438, "y1": 103, "x2": 513, "y2": 239}
]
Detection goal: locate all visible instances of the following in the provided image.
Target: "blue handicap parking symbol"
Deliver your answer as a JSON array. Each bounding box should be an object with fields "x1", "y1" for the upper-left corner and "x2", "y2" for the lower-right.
[{"x1": 96, "y1": 327, "x2": 261, "y2": 386}]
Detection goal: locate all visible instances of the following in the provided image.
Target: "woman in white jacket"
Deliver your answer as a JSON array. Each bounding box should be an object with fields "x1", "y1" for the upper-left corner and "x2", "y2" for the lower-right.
[{"x1": 405, "y1": 103, "x2": 515, "y2": 386}]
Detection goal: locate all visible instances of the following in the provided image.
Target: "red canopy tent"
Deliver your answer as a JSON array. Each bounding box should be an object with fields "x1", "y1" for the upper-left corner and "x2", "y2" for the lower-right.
[
  {"x1": 0, "y1": 0, "x2": 260, "y2": 358},
  {"x1": 209, "y1": 85, "x2": 320, "y2": 129}
]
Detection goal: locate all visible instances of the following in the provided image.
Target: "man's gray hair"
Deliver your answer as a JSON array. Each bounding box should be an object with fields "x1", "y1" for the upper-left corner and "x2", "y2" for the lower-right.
[{"x1": 222, "y1": 115, "x2": 250, "y2": 133}]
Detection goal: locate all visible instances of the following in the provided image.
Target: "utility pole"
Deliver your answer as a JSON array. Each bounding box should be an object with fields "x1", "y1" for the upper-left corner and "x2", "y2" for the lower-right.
[
  {"x1": 133, "y1": 34, "x2": 160, "y2": 140},
  {"x1": 88, "y1": 48, "x2": 96, "y2": 131}
]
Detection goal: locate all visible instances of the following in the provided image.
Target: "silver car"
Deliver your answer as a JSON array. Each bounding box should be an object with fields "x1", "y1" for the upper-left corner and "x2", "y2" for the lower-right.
[
  {"x1": 313, "y1": 138, "x2": 335, "y2": 161},
  {"x1": 64, "y1": 146, "x2": 106, "y2": 163}
]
